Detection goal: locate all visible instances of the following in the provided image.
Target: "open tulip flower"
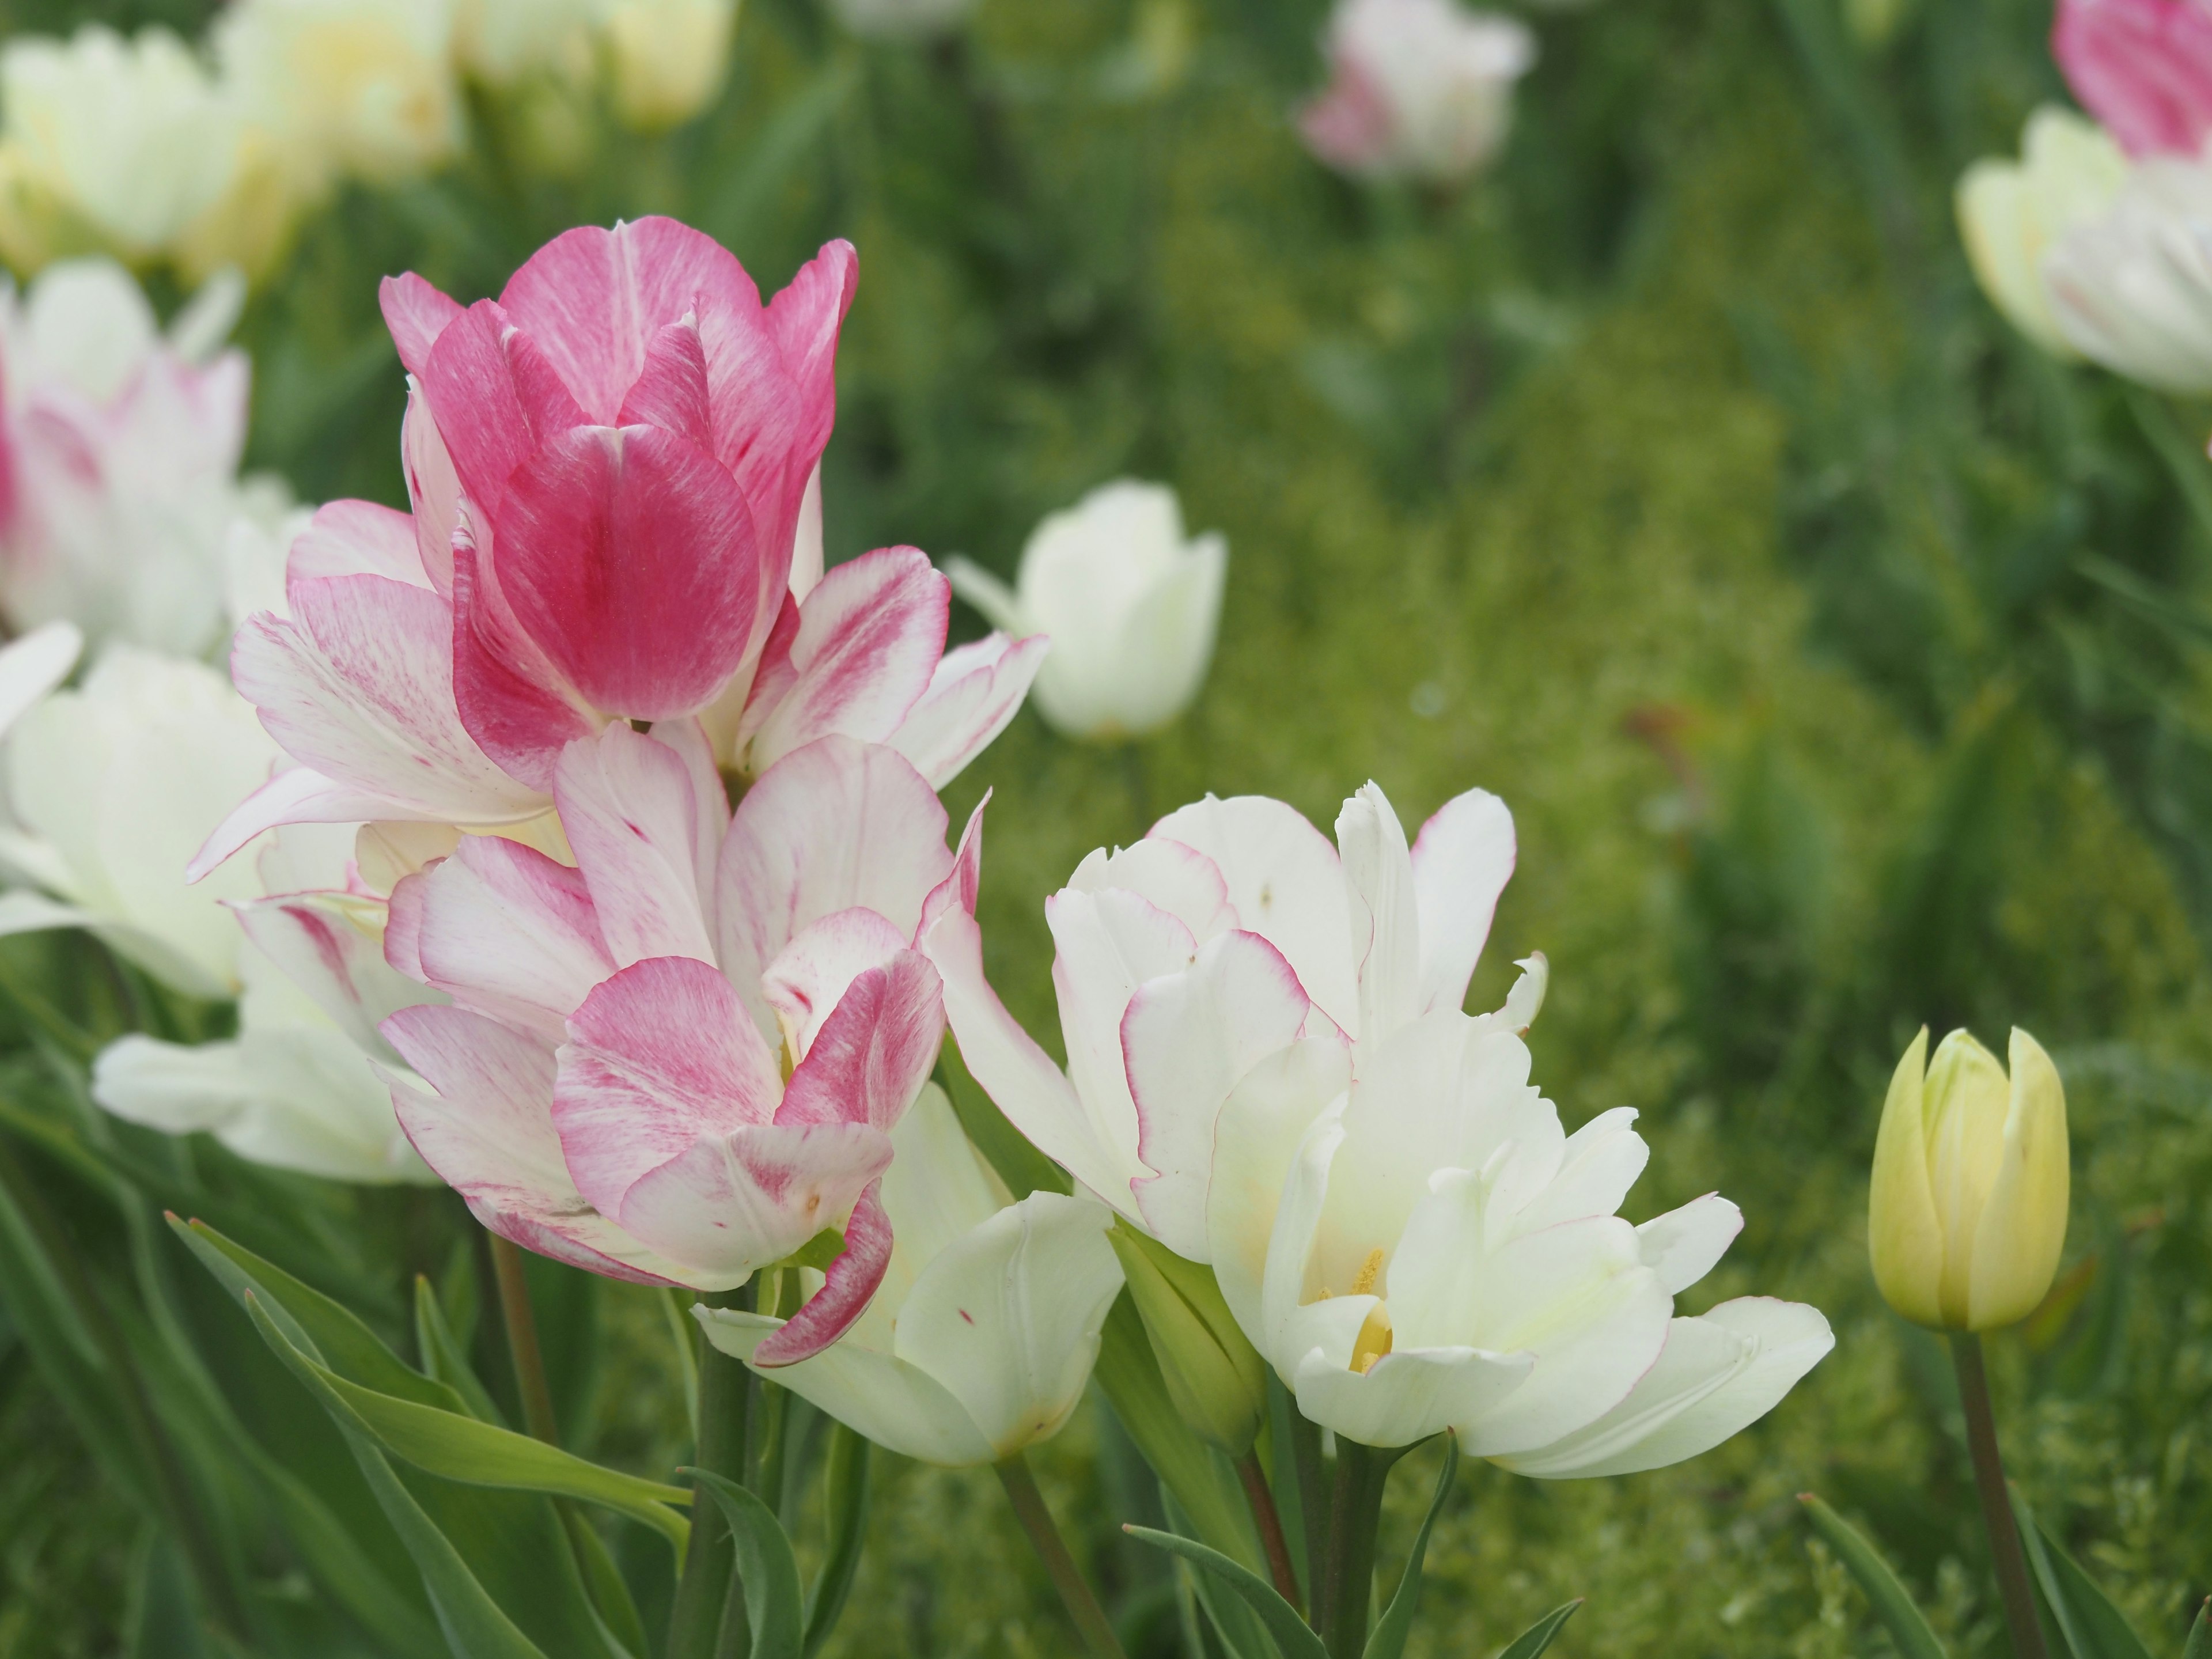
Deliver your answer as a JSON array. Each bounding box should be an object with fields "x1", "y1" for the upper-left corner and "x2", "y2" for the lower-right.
[
  {"x1": 379, "y1": 724, "x2": 982, "y2": 1364},
  {"x1": 2053, "y1": 0, "x2": 2212, "y2": 160},
  {"x1": 930, "y1": 777, "x2": 1830, "y2": 1467},
  {"x1": 199, "y1": 216, "x2": 1040, "y2": 875},
  {"x1": 697, "y1": 1085, "x2": 1124, "y2": 1465}
]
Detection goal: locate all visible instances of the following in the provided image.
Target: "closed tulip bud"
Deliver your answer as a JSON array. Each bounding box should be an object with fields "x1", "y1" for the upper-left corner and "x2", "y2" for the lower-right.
[
  {"x1": 598, "y1": 0, "x2": 738, "y2": 130},
  {"x1": 1870, "y1": 1026, "x2": 2070, "y2": 1332},
  {"x1": 1955, "y1": 107, "x2": 2127, "y2": 359},
  {"x1": 1107, "y1": 1220, "x2": 1267, "y2": 1456}
]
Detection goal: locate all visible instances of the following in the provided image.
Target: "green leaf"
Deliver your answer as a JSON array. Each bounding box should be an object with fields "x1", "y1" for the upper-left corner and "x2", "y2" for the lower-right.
[
  {"x1": 2011, "y1": 1489, "x2": 2154, "y2": 1659},
  {"x1": 1124, "y1": 1524, "x2": 1328, "y2": 1659},
  {"x1": 564, "y1": 1507, "x2": 651, "y2": 1659},
  {"x1": 1798, "y1": 1493, "x2": 1949, "y2": 1659},
  {"x1": 685, "y1": 1471, "x2": 804, "y2": 1659},
  {"x1": 416, "y1": 1275, "x2": 506, "y2": 1426},
  {"x1": 2181, "y1": 1599, "x2": 2210, "y2": 1659},
  {"x1": 1496, "y1": 1600, "x2": 1584, "y2": 1659},
  {"x1": 1365, "y1": 1438, "x2": 1457, "y2": 1659},
  {"x1": 244, "y1": 1292, "x2": 552, "y2": 1659},
  {"x1": 802, "y1": 1424, "x2": 869, "y2": 1658},
  {"x1": 124, "y1": 1528, "x2": 207, "y2": 1659},
  {"x1": 1161, "y1": 1483, "x2": 1279, "y2": 1659}
]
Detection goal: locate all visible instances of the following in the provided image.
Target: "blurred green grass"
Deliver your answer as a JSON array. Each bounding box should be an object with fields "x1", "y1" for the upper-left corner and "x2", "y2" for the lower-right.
[{"x1": 0, "y1": 0, "x2": 2208, "y2": 1653}]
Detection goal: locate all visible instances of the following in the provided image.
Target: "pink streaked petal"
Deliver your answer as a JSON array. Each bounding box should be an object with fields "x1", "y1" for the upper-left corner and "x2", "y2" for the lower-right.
[
  {"x1": 407, "y1": 836, "x2": 614, "y2": 1039},
  {"x1": 420, "y1": 301, "x2": 543, "y2": 512},
  {"x1": 761, "y1": 908, "x2": 911, "y2": 1064},
  {"x1": 918, "y1": 793, "x2": 987, "y2": 937},
  {"x1": 233, "y1": 892, "x2": 438, "y2": 1060},
  {"x1": 753, "y1": 1180, "x2": 893, "y2": 1367},
  {"x1": 734, "y1": 590, "x2": 803, "y2": 751},
  {"x1": 2054, "y1": 0, "x2": 2212, "y2": 158},
  {"x1": 233, "y1": 574, "x2": 543, "y2": 822},
  {"x1": 379, "y1": 272, "x2": 465, "y2": 380},
  {"x1": 715, "y1": 736, "x2": 953, "y2": 991},
  {"x1": 385, "y1": 866, "x2": 430, "y2": 980},
  {"x1": 1125, "y1": 929, "x2": 1311, "y2": 1260},
  {"x1": 888, "y1": 631, "x2": 1047, "y2": 789},
  {"x1": 1298, "y1": 55, "x2": 1395, "y2": 174},
  {"x1": 191, "y1": 766, "x2": 418, "y2": 884},
  {"x1": 286, "y1": 500, "x2": 431, "y2": 590},
  {"x1": 613, "y1": 1119, "x2": 891, "y2": 1281},
  {"x1": 380, "y1": 1005, "x2": 684, "y2": 1287},
  {"x1": 498, "y1": 217, "x2": 757, "y2": 426},
  {"x1": 450, "y1": 529, "x2": 599, "y2": 790},
  {"x1": 495, "y1": 424, "x2": 764, "y2": 721},
  {"x1": 617, "y1": 316, "x2": 713, "y2": 450},
  {"x1": 737, "y1": 546, "x2": 949, "y2": 772},
  {"x1": 402, "y1": 384, "x2": 461, "y2": 596},
  {"x1": 555, "y1": 955, "x2": 785, "y2": 1217},
  {"x1": 553, "y1": 724, "x2": 719, "y2": 968},
  {"x1": 775, "y1": 950, "x2": 943, "y2": 1132},
  {"x1": 1408, "y1": 786, "x2": 1516, "y2": 1018}
]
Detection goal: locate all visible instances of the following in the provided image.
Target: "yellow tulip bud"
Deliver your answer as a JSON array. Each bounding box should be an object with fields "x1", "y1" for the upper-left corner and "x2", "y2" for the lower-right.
[
  {"x1": 1869, "y1": 1025, "x2": 2069, "y2": 1332},
  {"x1": 1106, "y1": 1221, "x2": 1267, "y2": 1457}
]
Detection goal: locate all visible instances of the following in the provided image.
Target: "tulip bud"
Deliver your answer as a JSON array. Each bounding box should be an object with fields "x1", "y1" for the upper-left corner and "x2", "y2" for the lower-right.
[
  {"x1": 599, "y1": 0, "x2": 738, "y2": 131},
  {"x1": 1869, "y1": 1025, "x2": 2070, "y2": 1332},
  {"x1": 1107, "y1": 1221, "x2": 1267, "y2": 1457},
  {"x1": 1955, "y1": 107, "x2": 2126, "y2": 359}
]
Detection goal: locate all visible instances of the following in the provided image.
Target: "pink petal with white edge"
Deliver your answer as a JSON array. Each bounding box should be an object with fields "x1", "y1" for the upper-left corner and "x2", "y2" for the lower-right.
[
  {"x1": 190, "y1": 766, "x2": 416, "y2": 883},
  {"x1": 554, "y1": 723, "x2": 724, "y2": 969},
  {"x1": 381, "y1": 1003, "x2": 684, "y2": 1286},
  {"x1": 1409, "y1": 786, "x2": 1516, "y2": 1018},
  {"x1": 776, "y1": 950, "x2": 944, "y2": 1132},
  {"x1": 888, "y1": 631, "x2": 1049, "y2": 789},
  {"x1": 450, "y1": 530, "x2": 600, "y2": 791},
  {"x1": 286, "y1": 500, "x2": 431, "y2": 590},
  {"x1": 494, "y1": 424, "x2": 765, "y2": 721},
  {"x1": 233, "y1": 893, "x2": 437, "y2": 1061},
  {"x1": 378, "y1": 272, "x2": 465, "y2": 380},
  {"x1": 403, "y1": 836, "x2": 613, "y2": 1040},
  {"x1": 715, "y1": 736, "x2": 953, "y2": 992},
  {"x1": 736, "y1": 546, "x2": 948, "y2": 771},
  {"x1": 1124, "y1": 929, "x2": 1311, "y2": 1260},
  {"x1": 730, "y1": 240, "x2": 857, "y2": 564},
  {"x1": 761, "y1": 908, "x2": 911, "y2": 1063},
  {"x1": 617, "y1": 316, "x2": 714, "y2": 450},
  {"x1": 402, "y1": 385, "x2": 461, "y2": 596},
  {"x1": 615, "y1": 1118, "x2": 891, "y2": 1279},
  {"x1": 555, "y1": 955, "x2": 785, "y2": 1217},
  {"x1": 752, "y1": 1179, "x2": 894, "y2": 1367}
]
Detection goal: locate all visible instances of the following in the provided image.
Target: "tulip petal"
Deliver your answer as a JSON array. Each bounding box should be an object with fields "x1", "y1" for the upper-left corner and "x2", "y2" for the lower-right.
[
  {"x1": 379, "y1": 272, "x2": 464, "y2": 380},
  {"x1": 287, "y1": 500, "x2": 432, "y2": 589},
  {"x1": 892, "y1": 1190, "x2": 1122, "y2": 1460},
  {"x1": 1868, "y1": 1028, "x2": 1944, "y2": 1328},
  {"x1": 617, "y1": 316, "x2": 713, "y2": 451},
  {"x1": 1069, "y1": 835, "x2": 1237, "y2": 945},
  {"x1": 381, "y1": 1005, "x2": 688, "y2": 1286},
  {"x1": 613, "y1": 1121, "x2": 893, "y2": 1282},
  {"x1": 1491, "y1": 1298, "x2": 1834, "y2": 1479},
  {"x1": 1124, "y1": 929, "x2": 1312, "y2": 1260},
  {"x1": 449, "y1": 531, "x2": 599, "y2": 790},
  {"x1": 752, "y1": 1181, "x2": 895, "y2": 1367},
  {"x1": 233, "y1": 893, "x2": 436, "y2": 1064},
  {"x1": 419, "y1": 301, "x2": 565, "y2": 512},
  {"x1": 736, "y1": 546, "x2": 949, "y2": 773},
  {"x1": 402, "y1": 385, "x2": 461, "y2": 596},
  {"x1": 1408, "y1": 786, "x2": 1515, "y2": 1018},
  {"x1": 192, "y1": 766, "x2": 421, "y2": 883},
  {"x1": 0, "y1": 622, "x2": 81, "y2": 742},
  {"x1": 1338, "y1": 783, "x2": 1422, "y2": 1045},
  {"x1": 760, "y1": 909, "x2": 913, "y2": 1065},
  {"x1": 555, "y1": 955, "x2": 786, "y2": 1217},
  {"x1": 1149, "y1": 794, "x2": 1358, "y2": 1036},
  {"x1": 1635, "y1": 1194, "x2": 1743, "y2": 1296},
  {"x1": 494, "y1": 424, "x2": 764, "y2": 722},
  {"x1": 553, "y1": 723, "x2": 722, "y2": 969},
  {"x1": 1506, "y1": 1106, "x2": 1647, "y2": 1233},
  {"x1": 696, "y1": 1304, "x2": 998, "y2": 1465},
  {"x1": 774, "y1": 952, "x2": 944, "y2": 1132},
  {"x1": 1206, "y1": 1038, "x2": 1353, "y2": 1339},
  {"x1": 888, "y1": 631, "x2": 1049, "y2": 789},
  {"x1": 401, "y1": 835, "x2": 614, "y2": 1041},
  {"x1": 1967, "y1": 1029, "x2": 2070, "y2": 1331},
  {"x1": 1291, "y1": 1343, "x2": 1534, "y2": 1450}
]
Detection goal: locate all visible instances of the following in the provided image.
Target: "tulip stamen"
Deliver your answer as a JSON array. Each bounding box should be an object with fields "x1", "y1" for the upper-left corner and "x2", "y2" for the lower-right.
[
  {"x1": 1350, "y1": 1247, "x2": 1385, "y2": 1297},
  {"x1": 1350, "y1": 1304, "x2": 1392, "y2": 1374}
]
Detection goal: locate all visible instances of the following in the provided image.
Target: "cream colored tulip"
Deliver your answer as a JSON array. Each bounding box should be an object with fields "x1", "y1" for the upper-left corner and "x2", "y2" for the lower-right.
[
  {"x1": 1956, "y1": 107, "x2": 2128, "y2": 358},
  {"x1": 597, "y1": 0, "x2": 738, "y2": 130},
  {"x1": 1869, "y1": 1026, "x2": 2070, "y2": 1332}
]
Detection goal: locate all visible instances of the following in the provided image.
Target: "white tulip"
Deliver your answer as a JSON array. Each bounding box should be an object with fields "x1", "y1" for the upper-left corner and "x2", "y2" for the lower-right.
[
  {"x1": 0, "y1": 25, "x2": 244, "y2": 263},
  {"x1": 0, "y1": 258, "x2": 276, "y2": 654},
  {"x1": 0, "y1": 646, "x2": 276, "y2": 998},
  {"x1": 2045, "y1": 154, "x2": 2212, "y2": 394},
  {"x1": 696, "y1": 1086, "x2": 1125, "y2": 1466},
  {"x1": 595, "y1": 0, "x2": 738, "y2": 130},
  {"x1": 214, "y1": 0, "x2": 462, "y2": 192},
  {"x1": 946, "y1": 480, "x2": 1225, "y2": 743},
  {"x1": 827, "y1": 0, "x2": 979, "y2": 39},
  {"x1": 1957, "y1": 107, "x2": 2129, "y2": 358},
  {"x1": 92, "y1": 822, "x2": 444, "y2": 1184},
  {"x1": 456, "y1": 0, "x2": 600, "y2": 85},
  {"x1": 1298, "y1": 0, "x2": 1536, "y2": 185}
]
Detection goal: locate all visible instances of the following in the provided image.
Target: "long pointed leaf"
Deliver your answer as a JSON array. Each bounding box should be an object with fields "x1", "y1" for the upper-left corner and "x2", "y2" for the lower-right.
[
  {"x1": 801, "y1": 1425, "x2": 869, "y2": 1658},
  {"x1": 1497, "y1": 1601, "x2": 1584, "y2": 1659},
  {"x1": 1124, "y1": 1524, "x2": 1327, "y2": 1659},
  {"x1": 686, "y1": 1471, "x2": 804, "y2": 1659},
  {"x1": 2011, "y1": 1489, "x2": 2154, "y2": 1659},
  {"x1": 1798, "y1": 1494, "x2": 1949, "y2": 1659},
  {"x1": 417, "y1": 1275, "x2": 506, "y2": 1426},
  {"x1": 2182, "y1": 1599, "x2": 2209, "y2": 1659},
  {"x1": 1365, "y1": 1439, "x2": 1457, "y2": 1659}
]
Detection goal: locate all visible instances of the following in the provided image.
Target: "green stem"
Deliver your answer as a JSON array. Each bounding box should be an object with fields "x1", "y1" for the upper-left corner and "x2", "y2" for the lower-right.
[
  {"x1": 1235, "y1": 1448, "x2": 1301, "y2": 1613},
  {"x1": 1950, "y1": 1334, "x2": 2051, "y2": 1659},
  {"x1": 2127, "y1": 388, "x2": 2212, "y2": 556},
  {"x1": 995, "y1": 1452, "x2": 1129, "y2": 1659},
  {"x1": 666, "y1": 1281, "x2": 754, "y2": 1659},
  {"x1": 487, "y1": 1234, "x2": 559, "y2": 1445},
  {"x1": 0, "y1": 949, "x2": 97, "y2": 1063},
  {"x1": 1289, "y1": 1408, "x2": 1327, "y2": 1612},
  {"x1": 1321, "y1": 1437, "x2": 1402, "y2": 1658}
]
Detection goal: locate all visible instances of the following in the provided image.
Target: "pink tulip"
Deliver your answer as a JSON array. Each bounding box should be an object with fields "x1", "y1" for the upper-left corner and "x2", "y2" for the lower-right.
[
  {"x1": 1298, "y1": 0, "x2": 1536, "y2": 184},
  {"x1": 379, "y1": 724, "x2": 981, "y2": 1364},
  {"x1": 2053, "y1": 0, "x2": 2212, "y2": 158},
  {"x1": 194, "y1": 217, "x2": 1045, "y2": 878}
]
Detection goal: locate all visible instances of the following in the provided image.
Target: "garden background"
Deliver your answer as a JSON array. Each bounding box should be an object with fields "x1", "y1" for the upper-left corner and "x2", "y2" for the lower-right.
[{"x1": 0, "y1": 0, "x2": 2208, "y2": 1653}]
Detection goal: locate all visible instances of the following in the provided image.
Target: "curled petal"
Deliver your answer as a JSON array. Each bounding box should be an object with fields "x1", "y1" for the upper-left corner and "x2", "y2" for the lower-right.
[{"x1": 752, "y1": 1181, "x2": 895, "y2": 1367}]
